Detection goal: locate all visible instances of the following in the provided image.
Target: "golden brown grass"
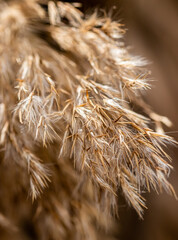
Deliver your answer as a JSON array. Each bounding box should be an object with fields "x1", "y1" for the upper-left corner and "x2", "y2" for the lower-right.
[{"x1": 0, "y1": 1, "x2": 176, "y2": 239}]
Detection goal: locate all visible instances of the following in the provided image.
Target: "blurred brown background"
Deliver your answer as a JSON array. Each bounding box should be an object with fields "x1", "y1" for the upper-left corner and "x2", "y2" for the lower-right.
[{"x1": 75, "y1": 0, "x2": 178, "y2": 239}]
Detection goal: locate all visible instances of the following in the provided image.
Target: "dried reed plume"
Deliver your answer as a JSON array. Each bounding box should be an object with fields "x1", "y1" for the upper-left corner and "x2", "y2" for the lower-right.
[{"x1": 0, "y1": 0, "x2": 176, "y2": 239}]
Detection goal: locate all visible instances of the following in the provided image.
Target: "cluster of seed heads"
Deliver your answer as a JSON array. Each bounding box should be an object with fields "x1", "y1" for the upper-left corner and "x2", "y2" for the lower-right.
[{"x1": 0, "y1": 1, "x2": 176, "y2": 239}]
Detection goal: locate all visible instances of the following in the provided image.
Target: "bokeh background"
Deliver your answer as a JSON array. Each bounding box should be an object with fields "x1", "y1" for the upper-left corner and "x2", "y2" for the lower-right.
[{"x1": 74, "y1": 0, "x2": 178, "y2": 239}]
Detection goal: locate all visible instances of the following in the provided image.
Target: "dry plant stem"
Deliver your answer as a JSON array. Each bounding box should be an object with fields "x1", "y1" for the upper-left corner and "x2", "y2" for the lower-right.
[{"x1": 0, "y1": 0, "x2": 176, "y2": 239}]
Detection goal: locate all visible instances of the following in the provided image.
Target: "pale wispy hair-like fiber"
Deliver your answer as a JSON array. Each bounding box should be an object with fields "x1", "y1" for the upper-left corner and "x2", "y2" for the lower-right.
[{"x1": 0, "y1": 1, "x2": 176, "y2": 239}]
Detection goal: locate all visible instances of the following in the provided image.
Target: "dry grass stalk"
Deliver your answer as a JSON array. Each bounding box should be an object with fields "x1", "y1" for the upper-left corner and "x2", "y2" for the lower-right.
[{"x1": 0, "y1": 0, "x2": 176, "y2": 239}]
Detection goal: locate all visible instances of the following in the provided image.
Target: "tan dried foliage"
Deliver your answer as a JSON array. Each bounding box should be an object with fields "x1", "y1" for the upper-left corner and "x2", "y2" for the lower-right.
[{"x1": 0, "y1": 0, "x2": 176, "y2": 239}]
